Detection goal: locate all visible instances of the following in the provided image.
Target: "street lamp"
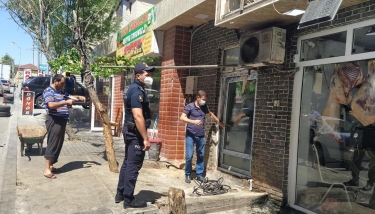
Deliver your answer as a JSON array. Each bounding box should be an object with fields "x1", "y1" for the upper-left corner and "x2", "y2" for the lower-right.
[{"x1": 11, "y1": 41, "x2": 21, "y2": 69}]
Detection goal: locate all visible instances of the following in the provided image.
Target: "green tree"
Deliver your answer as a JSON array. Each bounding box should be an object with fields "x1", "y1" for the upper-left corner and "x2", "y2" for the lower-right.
[
  {"x1": 2, "y1": 0, "x2": 123, "y2": 172},
  {"x1": 1, "y1": 53, "x2": 15, "y2": 78}
]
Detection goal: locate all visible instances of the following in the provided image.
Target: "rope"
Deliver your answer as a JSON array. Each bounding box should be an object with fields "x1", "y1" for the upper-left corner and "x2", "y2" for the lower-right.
[{"x1": 192, "y1": 177, "x2": 231, "y2": 196}]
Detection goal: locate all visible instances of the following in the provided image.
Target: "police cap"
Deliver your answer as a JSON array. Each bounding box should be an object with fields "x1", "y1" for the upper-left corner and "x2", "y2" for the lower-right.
[{"x1": 134, "y1": 62, "x2": 155, "y2": 75}]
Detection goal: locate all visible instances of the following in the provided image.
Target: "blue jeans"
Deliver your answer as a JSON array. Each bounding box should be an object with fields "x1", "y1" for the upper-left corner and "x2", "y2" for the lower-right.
[{"x1": 185, "y1": 133, "x2": 205, "y2": 177}]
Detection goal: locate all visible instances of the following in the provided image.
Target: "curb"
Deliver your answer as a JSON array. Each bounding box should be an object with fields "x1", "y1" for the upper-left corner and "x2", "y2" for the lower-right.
[{"x1": 0, "y1": 89, "x2": 20, "y2": 213}]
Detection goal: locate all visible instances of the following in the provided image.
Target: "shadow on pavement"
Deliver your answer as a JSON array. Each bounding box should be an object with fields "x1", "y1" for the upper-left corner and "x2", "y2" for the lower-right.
[
  {"x1": 135, "y1": 190, "x2": 167, "y2": 203},
  {"x1": 24, "y1": 147, "x2": 46, "y2": 161},
  {"x1": 59, "y1": 161, "x2": 101, "y2": 173}
]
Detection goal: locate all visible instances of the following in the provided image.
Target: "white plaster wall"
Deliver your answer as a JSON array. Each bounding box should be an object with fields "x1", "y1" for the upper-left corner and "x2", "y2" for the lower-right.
[{"x1": 155, "y1": 0, "x2": 205, "y2": 29}]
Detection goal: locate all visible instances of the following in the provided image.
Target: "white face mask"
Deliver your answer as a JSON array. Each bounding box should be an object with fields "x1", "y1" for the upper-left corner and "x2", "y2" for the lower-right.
[
  {"x1": 199, "y1": 100, "x2": 206, "y2": 106},
  {"x1": 144, "y1": 76, "x2": 153, "y2": 88}
]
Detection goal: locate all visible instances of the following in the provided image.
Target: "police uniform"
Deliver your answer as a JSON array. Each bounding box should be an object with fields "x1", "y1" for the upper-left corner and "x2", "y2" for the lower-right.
[{"x1": 116, "y1": 62, "x2": 154, "y2": 208}]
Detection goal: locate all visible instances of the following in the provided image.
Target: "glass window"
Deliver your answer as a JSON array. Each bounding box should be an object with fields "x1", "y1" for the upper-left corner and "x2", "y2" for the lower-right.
[
  {"x1": 219, "y1": 77, "x2": 256, "y2": 177},
  {"x1": 223, "y1": 47, "x2": 239, "y2": 66},
  {"x1": 352, "y1": 24, "x2": 375, "y2": 54},
  {"x1": 94, "y1": 78, "x2": 110, "y2": 127},
  {"x1": 300, "y1": 31, "x2": 347, "y2": 61},
  {"x1": 296, "y1": 59, "x2": 375, "y2": 213},
  {"x1": 223, "y1": 0, "x2": 241, "y2": 16},
  {"x1": 32, "y1": 77, "x2": 47, "y2": 85},
  {"x1": 148, "y1": 68, "x2": 160, "y2": 133}
]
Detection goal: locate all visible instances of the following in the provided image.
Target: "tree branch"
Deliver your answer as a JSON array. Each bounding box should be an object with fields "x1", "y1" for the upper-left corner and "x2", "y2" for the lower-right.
[{"x1": 83, "y1": 0, "x2": 112, "y2": 33}]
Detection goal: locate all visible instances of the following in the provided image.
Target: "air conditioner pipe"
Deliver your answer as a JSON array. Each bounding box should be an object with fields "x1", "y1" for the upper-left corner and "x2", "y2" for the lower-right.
[{"x1": 100, "y1": 65, "x2": 247, "y2": 69}]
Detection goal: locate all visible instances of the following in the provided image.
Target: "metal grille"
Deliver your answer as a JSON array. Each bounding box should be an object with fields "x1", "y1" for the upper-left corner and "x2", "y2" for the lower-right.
[{"x1": 299, "y1": 0, "x2": 343, "y2": 28}]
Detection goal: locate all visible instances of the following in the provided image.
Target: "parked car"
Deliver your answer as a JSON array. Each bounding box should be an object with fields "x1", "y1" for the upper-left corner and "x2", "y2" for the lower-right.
[
  {"x1": 19, "y1": 76, "x2": 90, "y2": 109},
  {"x1": 0, "y1": 82, "x2": 3, "y2": 95},
  {"x1": 0, "y1": 79, "x2": 10, "y2": 93},
  {"x1": 309, "y1": 108, "x2": 369, "y2": 170}
]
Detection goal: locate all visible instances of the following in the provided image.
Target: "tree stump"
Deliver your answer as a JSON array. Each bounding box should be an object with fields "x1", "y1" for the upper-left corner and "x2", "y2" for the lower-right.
[{"x1": 168, "y1": 187, "x2": 186, "y2": 214}]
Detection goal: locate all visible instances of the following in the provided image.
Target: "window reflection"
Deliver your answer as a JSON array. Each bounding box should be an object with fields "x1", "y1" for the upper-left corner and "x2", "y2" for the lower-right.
[
  {"x1": 352, "y1": 25, "x2": 375, "y2": 54},
  {"x1": 297, "y1": 59, "x2": 375, "y2": 213},
  {"x1": 223, "y1": 47, "x2": 239, "y2": 67},
  {"x1": 300, "y1": 31, "x2": 347, "y2": 61}
]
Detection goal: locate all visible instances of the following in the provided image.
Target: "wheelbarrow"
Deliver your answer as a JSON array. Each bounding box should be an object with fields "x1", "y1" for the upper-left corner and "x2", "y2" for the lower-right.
[{"x1": 17, "y1": 126, "x2": 47, "y2": 156}]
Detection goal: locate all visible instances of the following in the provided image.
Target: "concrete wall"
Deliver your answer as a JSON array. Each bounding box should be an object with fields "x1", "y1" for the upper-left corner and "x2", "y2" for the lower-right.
[{"x1": 155, "y1": 0, "x2": 205, "y2": 29}]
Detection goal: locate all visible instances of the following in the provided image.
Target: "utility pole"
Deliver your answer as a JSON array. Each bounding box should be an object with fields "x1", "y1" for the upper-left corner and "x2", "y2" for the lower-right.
[
  {"x1": 1, "y1": 56, "x2": 3, "y2": 79},
  {"x1": 33, "y1": 42, "x2": 35, "y2": 65}
]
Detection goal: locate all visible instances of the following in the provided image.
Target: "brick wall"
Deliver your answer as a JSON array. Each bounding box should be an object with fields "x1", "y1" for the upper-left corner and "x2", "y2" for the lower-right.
[
  {"x1": 190, "y1": 21, "x2": 294, "y2": 204},
  {"x1": 188, "y1": 1, "x2": 375, "y2": 205},
  {"x1": 158, "y1": 26, "x2": 191, "y2": 160}
]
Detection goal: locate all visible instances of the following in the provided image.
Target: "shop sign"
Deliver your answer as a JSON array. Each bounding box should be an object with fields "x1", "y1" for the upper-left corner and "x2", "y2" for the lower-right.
[
  {"x1": 22, "y1": 91, "x2": 35, "y2": 116},
  {"x1": 116, "y1": 6, "x2": 159, "y2": 58},
  {"x1": 23, "y1": 69, "x2": 32, "y2": 82},
  {"x1": 39, "y1": 63, "x2": 48, "y2": 71}
]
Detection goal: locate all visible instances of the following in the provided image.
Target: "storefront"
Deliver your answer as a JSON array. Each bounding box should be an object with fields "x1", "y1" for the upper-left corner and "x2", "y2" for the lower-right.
[
  {"x1": 92, "y1": 0, "x2": 375, "y2": 211},
  {"x1": 288, "y1": 19, "x2": 375, "y2": 213}
]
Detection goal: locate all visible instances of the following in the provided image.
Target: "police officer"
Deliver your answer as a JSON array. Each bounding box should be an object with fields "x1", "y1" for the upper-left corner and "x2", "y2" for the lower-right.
[{"x1": 115, "y1": 62, "x2": 155, "y2": 208}]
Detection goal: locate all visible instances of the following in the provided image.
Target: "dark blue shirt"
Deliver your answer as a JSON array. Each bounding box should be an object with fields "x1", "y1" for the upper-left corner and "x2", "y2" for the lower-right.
[
  {"x1": 184, "y1": 102, "x2": 209, "y2": 137},
  {"x1": 123, "y1": 80, "x2": 151, "y2": 127}
]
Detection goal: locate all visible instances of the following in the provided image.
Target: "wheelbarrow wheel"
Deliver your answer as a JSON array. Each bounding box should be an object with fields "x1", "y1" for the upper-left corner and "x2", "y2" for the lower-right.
[{"x1": 26, "y1": 144, "x2": 32, "y2": 152}]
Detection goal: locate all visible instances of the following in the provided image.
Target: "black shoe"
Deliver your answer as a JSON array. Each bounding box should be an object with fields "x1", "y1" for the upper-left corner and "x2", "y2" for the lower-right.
[
  {"x1": 123, "y1": 199, "x2": 147, "y2": 208},
  {"x1": 343, "y1": 180, "x2": 359, "y2": 186},
  {"x1": 185, "y1": 175, "x2": 191, "y2": 183},
  {"x1": 196, "y1": 176, "x2": 207, "y2": 183},
  {"x1": 115, "y1": 192, "x2": 124, "y2": 203},
  {"x1": 361, "y1": 183, "x2": 373, "y2": 191}
]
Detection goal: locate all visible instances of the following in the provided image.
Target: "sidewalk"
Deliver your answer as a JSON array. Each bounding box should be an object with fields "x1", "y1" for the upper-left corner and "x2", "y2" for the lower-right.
[{"x1": 5, "y1": 88, "x2": 270, "y2": 214}]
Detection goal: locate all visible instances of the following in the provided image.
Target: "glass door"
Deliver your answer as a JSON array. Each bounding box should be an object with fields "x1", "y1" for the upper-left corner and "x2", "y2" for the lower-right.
[{"x1": 219, "y1": 76, "x2": 257, "y2": 176}]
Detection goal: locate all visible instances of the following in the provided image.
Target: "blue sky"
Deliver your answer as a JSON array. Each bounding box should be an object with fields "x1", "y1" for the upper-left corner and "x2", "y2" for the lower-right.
[{"x1": 0, "y1": 8, "x2": 47, "y2": 66}]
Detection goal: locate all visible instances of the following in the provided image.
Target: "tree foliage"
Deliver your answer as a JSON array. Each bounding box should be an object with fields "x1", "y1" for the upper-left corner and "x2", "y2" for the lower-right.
[
  {"x1": 1, "y1": 0, "x2": 121, "y2": 59},
  {"x1": 1, "y1": 53, "x2": 15, "y2": 65},
  {"x1": 48, "y1": 48, "x2": 160, "y2": 78}
]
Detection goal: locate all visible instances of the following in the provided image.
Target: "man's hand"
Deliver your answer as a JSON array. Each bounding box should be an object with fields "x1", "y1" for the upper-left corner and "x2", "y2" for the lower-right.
[
  {"x1": 143, "y1": 139, "x2": 150, "y2": 151},
  {"x1": 66, "y1": 99, "x2": 75, "y2": 105},
  {"x1": 219, "y1": 122, "x2": 225, "y2": 129},
  {"x1": 192, "y1": 120, "x2": 203, "y2": 126},
  {"x1": 77, "y1": 96, "x2": 86, "y2": 103}
]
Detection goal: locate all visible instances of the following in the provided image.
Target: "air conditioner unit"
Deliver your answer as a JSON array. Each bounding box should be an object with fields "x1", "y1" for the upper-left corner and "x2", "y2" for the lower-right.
[{"x1": 239, "y1": 27, "x2": 286, "y2": 66}]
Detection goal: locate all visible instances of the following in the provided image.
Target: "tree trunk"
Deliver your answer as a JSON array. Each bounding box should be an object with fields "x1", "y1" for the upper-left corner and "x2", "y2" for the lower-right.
[
  {"x1": 86, "y1": 86, "x2": 119, "y2": 172},
  {"x1": 82, "y1": 67, "x2": 118, "y2": 172}
]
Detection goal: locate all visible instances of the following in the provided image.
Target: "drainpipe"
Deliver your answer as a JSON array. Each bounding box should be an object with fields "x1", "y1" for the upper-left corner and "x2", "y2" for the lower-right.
[{"x1": 249, "y1": 179, "x2": 253, "y2": 191}]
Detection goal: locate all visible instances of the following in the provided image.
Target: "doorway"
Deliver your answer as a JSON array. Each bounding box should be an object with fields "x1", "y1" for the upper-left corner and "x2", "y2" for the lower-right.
[{"x1": 219, "y1": 75, "x2": 257, "y2": 177}]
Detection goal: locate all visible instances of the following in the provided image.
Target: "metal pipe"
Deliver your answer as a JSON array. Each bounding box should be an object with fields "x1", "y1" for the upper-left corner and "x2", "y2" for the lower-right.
[{"x1": 100, "y1": 65, "x2": 246, "y2": 69}]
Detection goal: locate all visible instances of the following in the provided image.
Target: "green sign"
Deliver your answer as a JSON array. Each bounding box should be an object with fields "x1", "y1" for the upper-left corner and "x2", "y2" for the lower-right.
[{"x1": 117, "y1": 6, "x2": 156, "y2": 48}]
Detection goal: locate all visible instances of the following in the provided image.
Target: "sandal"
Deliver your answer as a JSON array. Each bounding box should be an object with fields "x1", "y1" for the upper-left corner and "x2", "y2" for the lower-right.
[{"x1": 44, "y1": 173, "x2": 57, "y2": 179}]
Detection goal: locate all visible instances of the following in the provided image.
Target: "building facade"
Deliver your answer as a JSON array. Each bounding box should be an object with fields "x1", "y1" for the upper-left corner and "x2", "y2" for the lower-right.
[{"x1": 94, "y1": 0, "x2": 375, "y2": 213}]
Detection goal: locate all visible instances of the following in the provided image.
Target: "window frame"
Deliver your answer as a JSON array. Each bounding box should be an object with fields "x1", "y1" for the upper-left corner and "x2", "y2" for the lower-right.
[{"x1": 289, "y1": 18, "x2": 375, "y2": 214}]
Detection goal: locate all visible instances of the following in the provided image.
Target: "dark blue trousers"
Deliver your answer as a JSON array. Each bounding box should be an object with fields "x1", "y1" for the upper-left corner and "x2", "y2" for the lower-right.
[{"x1": 117, "y1": 126, "x2": 145, "y2": 203}]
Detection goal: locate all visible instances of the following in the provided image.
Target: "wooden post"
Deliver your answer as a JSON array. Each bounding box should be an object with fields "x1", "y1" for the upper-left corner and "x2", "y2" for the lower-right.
[{"x1": 168, "y1": 187, "x2": 186, "y2": 214}]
